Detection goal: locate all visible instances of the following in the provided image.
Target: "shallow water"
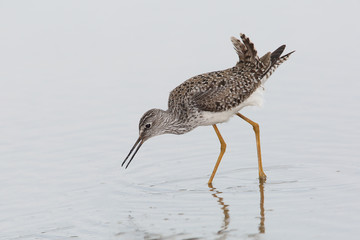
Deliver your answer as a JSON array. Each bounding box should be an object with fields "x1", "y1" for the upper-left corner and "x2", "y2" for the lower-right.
[{"x1": 1, "y1": 1, "x2": 360, "y2": 239}]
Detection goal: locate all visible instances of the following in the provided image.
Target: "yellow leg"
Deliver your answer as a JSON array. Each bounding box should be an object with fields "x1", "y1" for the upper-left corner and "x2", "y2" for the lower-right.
[
  {"x1": 236, "y1": 113, "x2": 267, "y2": 180},
  {"x1": 208, "y1": 124, "x2": 227, "y2": 184}
]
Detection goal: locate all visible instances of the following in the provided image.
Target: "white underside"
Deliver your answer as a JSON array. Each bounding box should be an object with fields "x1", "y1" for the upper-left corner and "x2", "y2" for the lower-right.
[{"x1": 199, "y1": 85, "x2": 265, "y2": 126}]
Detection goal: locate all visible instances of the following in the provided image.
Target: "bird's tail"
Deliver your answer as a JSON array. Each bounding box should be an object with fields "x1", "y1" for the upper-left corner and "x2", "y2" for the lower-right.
[
  {"x1": 261, "y1": 46, "x2": 295, "y2": 81},
  {"x1": 231, "y1": 33, "x2": 294, "y2": 81}
]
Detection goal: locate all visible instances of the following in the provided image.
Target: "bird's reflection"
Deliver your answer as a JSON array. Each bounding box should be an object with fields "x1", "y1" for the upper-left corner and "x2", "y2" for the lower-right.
[
  {"x1": 258, "y1": 178, "x2": 265, "y2": 234},
  {"x1": 208, "y1": 179, "x2": 266, "y2": 239},
  {"x1": 208, "y1": 183, "x2": 230, "y2": 237}
]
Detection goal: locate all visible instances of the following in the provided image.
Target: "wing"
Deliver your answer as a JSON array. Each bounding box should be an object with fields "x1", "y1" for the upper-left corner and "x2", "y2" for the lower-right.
[{"x1": 191, "y1": 69, "x2": 260, "y2": 112}]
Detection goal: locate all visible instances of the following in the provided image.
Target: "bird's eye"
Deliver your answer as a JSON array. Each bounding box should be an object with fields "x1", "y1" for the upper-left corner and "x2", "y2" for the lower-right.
[{"x1": 145, "y1": 123, "x2": 151, "y2": 129}]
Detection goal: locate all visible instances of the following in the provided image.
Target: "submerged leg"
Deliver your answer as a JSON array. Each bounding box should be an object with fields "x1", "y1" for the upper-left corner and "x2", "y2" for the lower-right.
[
  {"x1": 236, "y1": 113, "x2": 267, "y2": 180},
  {"x1": 208, "y1": 124, "x2": 227, "y2": 185}
]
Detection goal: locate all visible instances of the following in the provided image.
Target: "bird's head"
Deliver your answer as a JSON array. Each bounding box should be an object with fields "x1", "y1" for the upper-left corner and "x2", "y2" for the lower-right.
[{"x1": 122, "y1": 108, "x2": 169, "y2": 168}]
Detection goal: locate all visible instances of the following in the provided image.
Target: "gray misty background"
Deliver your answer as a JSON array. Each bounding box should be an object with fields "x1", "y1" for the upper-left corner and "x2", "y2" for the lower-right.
[{"x1": 1, "y1": 0, "x2": 359, "y2": 240}]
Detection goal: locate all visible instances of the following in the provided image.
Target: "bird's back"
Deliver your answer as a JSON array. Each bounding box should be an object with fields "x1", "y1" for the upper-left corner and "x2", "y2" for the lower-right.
[{"x1": 168, "y1": 34, "x2": 294, "y2": 123}]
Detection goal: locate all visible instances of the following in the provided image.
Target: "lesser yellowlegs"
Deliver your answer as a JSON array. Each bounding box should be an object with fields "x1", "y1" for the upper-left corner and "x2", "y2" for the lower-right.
[{"x1": 122, "y1": 33, "x2": 294, "y2": 184}]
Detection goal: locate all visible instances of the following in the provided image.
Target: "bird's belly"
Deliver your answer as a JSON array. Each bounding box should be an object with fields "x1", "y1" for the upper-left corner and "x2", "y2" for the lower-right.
[{"x1": 198, "y1": 85, "x2": 264, "y2": 126}]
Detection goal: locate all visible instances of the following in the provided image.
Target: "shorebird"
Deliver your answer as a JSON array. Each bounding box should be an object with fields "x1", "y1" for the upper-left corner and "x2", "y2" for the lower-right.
[{"x1": 122, "y1": 33, "x2": 294, "y2": 184}]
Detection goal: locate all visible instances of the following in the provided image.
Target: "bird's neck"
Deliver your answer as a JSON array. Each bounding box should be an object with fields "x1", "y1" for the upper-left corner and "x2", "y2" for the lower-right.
[{"x1": 162, "y1": 109, "x2": 194, "y2": 135}]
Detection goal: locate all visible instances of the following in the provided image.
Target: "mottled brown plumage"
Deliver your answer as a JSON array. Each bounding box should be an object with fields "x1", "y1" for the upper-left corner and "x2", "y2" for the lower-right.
[
  {"x1": 166, "y1": 34, "x2": 293, "y2": 127},
  {"x1": 123, "y1": 33, "x2": 294, "y2": 183}
]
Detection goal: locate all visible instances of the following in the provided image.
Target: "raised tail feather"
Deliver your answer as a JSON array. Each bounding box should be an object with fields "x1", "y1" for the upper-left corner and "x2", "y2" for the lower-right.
[
  {"x1": 231, "y1": 33, "x2": 258, "y2": 64},
  {"x1": 231, "y1": 33, "x2": 294, "y2": 81},
  {"x1": 271, "y1": 45, "x2": 286, "y2": 63},
  {"x1": 262, "y1": 47, "x2": 295, "y2": 81}
]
